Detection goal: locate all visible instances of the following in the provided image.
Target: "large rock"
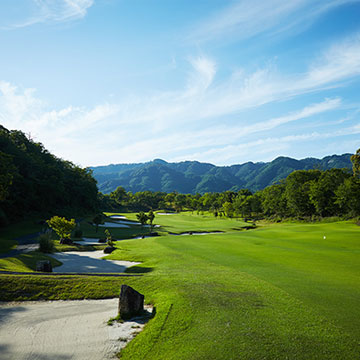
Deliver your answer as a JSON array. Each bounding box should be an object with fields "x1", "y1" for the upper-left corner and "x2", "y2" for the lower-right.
[
  {"x1": 103, "y1": 246, "x2": 115, "y2": 254},
  {"x1": 60, "y1": 238, "x2": 73, "y2": 245},
  {"x1": 36, "y1": 260, "x2": 52, "y2": 272},
  {"x1": 118, "y1": 285, "x2": 144, "y2": 320}
]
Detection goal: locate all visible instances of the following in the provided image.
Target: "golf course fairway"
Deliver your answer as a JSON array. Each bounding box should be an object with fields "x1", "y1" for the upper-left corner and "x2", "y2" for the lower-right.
[{"x1": 103, "y1": 214, "x2": 360, "y2": 359}]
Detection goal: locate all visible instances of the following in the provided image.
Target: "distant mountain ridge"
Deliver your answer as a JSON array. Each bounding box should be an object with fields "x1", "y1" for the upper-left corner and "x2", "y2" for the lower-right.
[{"x1": 91, "y1": 154, "x2": 352, "y2": 194}]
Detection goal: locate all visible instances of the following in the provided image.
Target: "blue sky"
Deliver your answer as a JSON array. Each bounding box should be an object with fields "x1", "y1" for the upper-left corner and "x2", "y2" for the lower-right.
[{"x1": 0, "y1": 0, "x2": 359, "y2": 167}]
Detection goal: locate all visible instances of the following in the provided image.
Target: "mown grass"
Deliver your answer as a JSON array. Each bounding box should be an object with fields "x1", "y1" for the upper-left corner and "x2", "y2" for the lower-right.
[
  {"x1": 0, "y1": 251, "x2": 62, "y2": 272},
  {"x1": 108, "y1": 211, "x2": 249, "y2": 234},
  {"x1": 0, "y1": 213, "x2": 359, "y2": 359},
  {"x1": 109, "y1": 214, "x2": 360, "y2": 359}
]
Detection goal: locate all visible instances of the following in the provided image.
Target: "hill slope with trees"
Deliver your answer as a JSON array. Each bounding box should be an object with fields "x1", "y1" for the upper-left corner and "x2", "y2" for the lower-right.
[
  {"x1": 91, "y1": 154, "x2": 352, "y2": 194},
  {"x1": 0, "y1": 125, "x2": 98, "y2": 226}
]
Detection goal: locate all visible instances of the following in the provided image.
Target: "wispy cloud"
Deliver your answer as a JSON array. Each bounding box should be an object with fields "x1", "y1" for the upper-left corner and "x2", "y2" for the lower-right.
[
  {"x1": 5, "y1": 0, "x2": 94, "y2": 29},
  {"x1": 188, "y1": 0, "x2": 360, "y2": 43},
  {"x1": 1, "y1": 32, "x2": 359, "y2": 166},
  {"x1": 115, "y1": 32, "x2": 360, "y2": 133}
]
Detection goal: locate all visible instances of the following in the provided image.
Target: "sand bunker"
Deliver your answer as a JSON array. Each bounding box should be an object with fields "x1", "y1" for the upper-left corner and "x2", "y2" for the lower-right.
[
  {"x1": 0, "y1": 299, "x2": 152, "y2": 360},
  {"x1": 157, "y1": 212, "x2": 176, "y2": 215},
  {"x1": 112, "y1": 220, "x2": 143, "y2": 225},
  {"x1": 74, "y1": 237, "x2": 103, "y2": 245},
  {"x1": 109, "y1": 215, "x2": 127, "y2": 220},
  {"x1": 51, "y1": 251, "x2": 140, "y2": 273},
  {"x1": 98, "y1": 222, "x2": 130, "y2": 228}
]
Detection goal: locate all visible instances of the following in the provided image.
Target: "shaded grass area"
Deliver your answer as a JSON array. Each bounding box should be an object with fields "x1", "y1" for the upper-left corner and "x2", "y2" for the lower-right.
[
  {"x1": 0, "y1": 274, "x2": 135, "y2": 301},
  {"x1": 0, "y1": 251, "x2": 62, "y2": 272},
  {"x1": 0, "y1": 219, "x2": 46, "y2": 254}
]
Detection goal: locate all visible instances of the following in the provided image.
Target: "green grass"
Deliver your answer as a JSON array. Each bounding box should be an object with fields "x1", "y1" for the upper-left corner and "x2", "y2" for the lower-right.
[
  {"x1": 0, "y1": 251, "x2": 62, "y2": 272},
  {"x1": 0, "y1": 213, "x2": 359, "y2": 359},
  {"x1": 108, "y1": 214, "x2": 360, "y2": 359},
  {"x1": 81, "y1": 215, "x2": 150, "y2": 239},
  {"x1": 107, "y1": 211, "x2": 249, "y2": 233},
  {"x1": 0, "y1": 274, "x2": 134, "y2": 300}
]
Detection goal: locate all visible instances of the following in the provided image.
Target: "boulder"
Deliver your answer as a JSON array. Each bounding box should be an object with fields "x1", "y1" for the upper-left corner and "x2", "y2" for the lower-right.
[
  {"x1": 104, "y1": 246, "x2": 115, "y2": 254},
  {"x1": 36, "y1": 260, "x2": 52, "y2": 272},
  {"x1": 118, "y1": 285, "x2": 144, "y2": 320},
  {"x1": 60, "y1": 238, "x2": 73, "y2": 245},
  {"x1": 98, "y1": 238, "x2": 107, "y2": 243}
]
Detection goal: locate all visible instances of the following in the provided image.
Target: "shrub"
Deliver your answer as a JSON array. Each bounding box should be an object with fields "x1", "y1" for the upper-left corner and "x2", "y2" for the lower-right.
[
  {"x1": 74, "y1": 228, "x2": 83, "y2": 238},
  {"x1": 38, "y1": 230, "x2": 54, "y2": 253}
]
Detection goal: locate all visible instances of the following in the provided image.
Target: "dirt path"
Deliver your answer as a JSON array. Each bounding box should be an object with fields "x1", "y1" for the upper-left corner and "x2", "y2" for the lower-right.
[{"x1": 0, "y1": 299, "x2": 150, "y2": 360}]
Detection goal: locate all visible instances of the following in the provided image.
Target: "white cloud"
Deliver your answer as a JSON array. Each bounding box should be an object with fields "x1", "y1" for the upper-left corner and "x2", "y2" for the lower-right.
[
  {"x1": 188, "y1": 0, "x2": 360, "y2": 43},
  {"x1": 112, "y1": 33, "x2": 360, "y2": 134},
  {"x1": 1, "y1": 32, "x2": 359, "y2": 166},
  {"x1": 5, "y1": 0, "x2": 94, "y2": 28}
]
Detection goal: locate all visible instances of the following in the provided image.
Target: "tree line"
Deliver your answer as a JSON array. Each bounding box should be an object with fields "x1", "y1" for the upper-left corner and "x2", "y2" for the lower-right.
[
  {"x1": 0, "y1": 126, "x2": 99, "y2": 226},
  {"x1": 100, "y1": 149, "x2": 360, "y2": 220}
]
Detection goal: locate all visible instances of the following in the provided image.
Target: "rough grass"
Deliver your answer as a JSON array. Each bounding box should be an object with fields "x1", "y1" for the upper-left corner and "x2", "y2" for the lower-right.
[
  {"x1": 0, "y1": 251, "x2": 62, "y2": 272},
  {"x1": 0, "y1": 274, "x2": 134, "y2": 301}
]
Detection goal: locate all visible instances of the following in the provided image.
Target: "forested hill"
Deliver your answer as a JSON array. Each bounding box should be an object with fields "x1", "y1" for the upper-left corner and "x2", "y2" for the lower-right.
[
  {"x1": 92, "y1": 154, "x2": 352, "y2": 194},
  {"x1": 0, "y1": 125, "x2": 98, "y2": 225}
]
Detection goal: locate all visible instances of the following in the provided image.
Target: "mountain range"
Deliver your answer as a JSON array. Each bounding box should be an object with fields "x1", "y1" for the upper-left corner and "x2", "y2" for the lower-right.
[{"x1": 91, "y1": 154, "x2": 352, "y2": 194}]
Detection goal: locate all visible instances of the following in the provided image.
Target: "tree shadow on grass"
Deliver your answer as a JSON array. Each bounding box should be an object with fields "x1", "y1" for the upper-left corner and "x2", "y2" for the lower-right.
[{"x1": 125, "y1": 266, "x2": 153, "y2": 274}]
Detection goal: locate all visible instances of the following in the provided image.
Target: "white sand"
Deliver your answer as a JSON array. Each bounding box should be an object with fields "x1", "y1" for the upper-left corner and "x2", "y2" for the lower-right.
[
  {"x1": 112, "y1": 220, "x2": 142, "y2": 225},
  {"x1": 98, "y1": 222, "x2": 130, "y2": 228},
  {"x1": 0, "y1": 299, "x2": 152, "y2": 360},
  {"x1": 51, "y1": 250, "x2": 140, "y2": 273},
  {"x1": 109, "y1": 215, "x2": 127, "y2": 220},
  {"x1": 157, "y1": 212, "x2": 176, "y2": 215},
  {"x1": 74, "y1": 237, "x2": 103, "y2": 245}
]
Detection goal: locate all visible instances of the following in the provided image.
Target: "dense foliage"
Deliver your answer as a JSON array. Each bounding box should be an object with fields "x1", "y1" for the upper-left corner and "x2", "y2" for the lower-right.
[
  {"x1": 91, "y1": 155, "x2": 352, "y2": 194},
  {"x1": 0, "y1": 125, "x2": 98, "y2": 225},
  {"x1": 101, "y1": 151, "x2": 360, "y2": 219}
]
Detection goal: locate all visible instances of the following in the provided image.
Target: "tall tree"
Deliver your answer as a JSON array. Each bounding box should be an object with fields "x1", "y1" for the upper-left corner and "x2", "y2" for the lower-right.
[{"x1": 350, "y1": 148, "x2": 360, "y2": 177}]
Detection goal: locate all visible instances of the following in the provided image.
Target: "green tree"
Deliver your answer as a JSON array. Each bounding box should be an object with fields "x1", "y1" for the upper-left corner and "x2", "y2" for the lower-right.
[
  {"x1": 335, "y1": 177, "x2": 360, "y2": 216},
  {"x1": 309, "y1": 169, "x2": 350, "y2": 217},
  {"x1": 223, "y1": 201, "x2": 234, "y2": 218},
  {"x1": 148, "y1": 210, "x2": 155, "y2": 232},
  {"x1": 259, "y1": 183, "x2": 287, "y2": 218},
  {"x1": 285, "y1": 170, "x2": 321, "y2": 217},
  {"x1": 47, "y1": 216, "x2": 76, "y2": 244},
  {"x1": 350, "y1": 148, "x2": 360, "y2": 177},
  {"x1": 110, "y1": 186, "x2": 128, "y2": 207},
  {"x1": 136, "y1": 211, "x2": 149, "y2": 226},
  {"x1": 92, "y1": 213, "x2": 104, "y2": 233}
]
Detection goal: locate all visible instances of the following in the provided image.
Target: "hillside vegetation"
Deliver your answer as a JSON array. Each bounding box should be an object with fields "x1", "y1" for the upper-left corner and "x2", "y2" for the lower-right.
[
  {"x1": 0, "y1": 125, "x2": 99, "y2": 225},
  {"x1": 92, "y1": 155, "x2": 352, "y2": 194}
]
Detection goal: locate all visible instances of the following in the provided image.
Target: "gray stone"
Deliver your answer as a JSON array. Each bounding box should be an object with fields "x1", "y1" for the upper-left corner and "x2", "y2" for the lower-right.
[
  {"x1": 118, "y1": 285, "x2": 144, "y2": 320},
  {"x1": 103, "y1": 246, "x2": 115, "y2": 254},
  {"x1": 36, "y1": 260, "x2": 52, "y2": 272},
  {"x1": 60, "y1": 238, "x2": 73, "y2": 245}
]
